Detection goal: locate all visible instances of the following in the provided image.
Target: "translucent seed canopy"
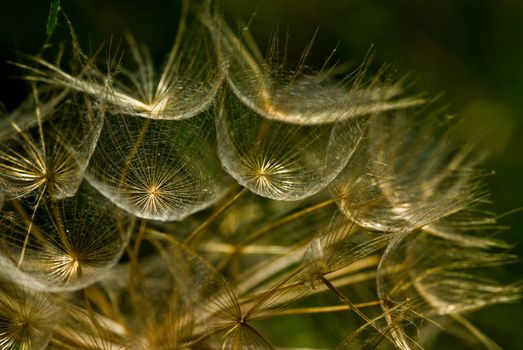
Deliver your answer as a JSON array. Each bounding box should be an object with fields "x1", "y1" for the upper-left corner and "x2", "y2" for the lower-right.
[
  {"x1": 98, "y1": 238, "x2": 245, "y2": 349},
  {"x1": 330, "y1": 111, "x2": 484, "y2": 232},
  {"x1": 97, "y1": 248, "x2": 195, "y2": 347},
  {"x1": 396, "y1": 233, "x2": 519, "y2": 315},
  {"x1": 0, "y1": 184, "x2": 132, "y2": 292},
  {"x1": 163, "y1": 241, "x2": 273, "y2": 348},
  {"x1": 302, "y1": 220, "x2": 387, "y2": 287},
  {"x1": 376, "y1": 231, "x2": 521, "y2": 350},
  {"x1": 22, "y1": 12, "x2": 223, "y2": 121},
  {"x1": 216, "y1": 94, "x2": 365, "y2": 200},
  {"x1": 86, "y1": 112, "x2": 231, "y2": 221},
  {"x1": 51, "y1": 305, "x2": 129, "y2": 350},
  {"x1": 110, "y1": 18, "x2": 224, "y2": 120},
  {"x1": 0, "y1": 277, "x2": 57, "y2": 350},
  {"x1": 0, "y1": 88, "x2": 65, "y2": 143},
  {"x1": 209, "y1": 17, "x2": 423, "y2": 125},
  {"x1": 0, "y1": 92, "x2": 103, "y2": 201},
  {"x1": 329, "y1": 133, "x2": 411, "y2": 232},
  {"x1": 422, "y1": 209, "x2": 510, "y2": 249}
]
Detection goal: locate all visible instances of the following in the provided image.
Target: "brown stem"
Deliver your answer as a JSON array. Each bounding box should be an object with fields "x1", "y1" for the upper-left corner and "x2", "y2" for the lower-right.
[{"x1": 184, "y1": 186, "x2": 249, "y2": 245}]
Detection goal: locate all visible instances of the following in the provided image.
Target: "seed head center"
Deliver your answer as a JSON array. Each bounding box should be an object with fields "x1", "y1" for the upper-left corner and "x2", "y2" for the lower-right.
[{"x1": 147, "y1": 185, "x2": 161, "y2": 197}]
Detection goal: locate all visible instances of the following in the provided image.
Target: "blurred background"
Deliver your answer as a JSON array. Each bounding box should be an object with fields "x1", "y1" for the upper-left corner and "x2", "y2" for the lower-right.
[{"x1": 1, "y1": 0, "x2": 522, "y2": 348}]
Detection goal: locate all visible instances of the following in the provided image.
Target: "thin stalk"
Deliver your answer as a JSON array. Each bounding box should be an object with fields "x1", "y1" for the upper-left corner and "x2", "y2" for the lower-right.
[
  {"x1": 239, "y1": 270, "x2": 377, "y2": 310},
  {"x1": 202, "y1": 242, "x2": 290, "y2": 255},
  {"x1": 451, "y1": 314, "x2": 502, "y2": 350},
  {"x1": 127, "y1": 220, "x2": 151, "y2": 324},
  {"x1": 184, "y1": 186, "x2": 249, "y2": 245},
  {"x1": 243, "y1": 198, "x2": 335, "y2": 246},
  {"x1": 269, "y1": 301, "x2": 381, "y2": 317},
  {"x1": 17, "y1": 186, "x2": 47, "y2": 267},
  {"x1": 321, "y1": 276, "x2": 389, "y2": 340},
  {"x1": 156, "y1": 0, "x2": 188, "y2": 97},
  {"x1": 217, "y1": 198, "x2": 335, "y2": 271},
  {"x1": 31, "y1": 83, "x2": 46, "y2": 159}
]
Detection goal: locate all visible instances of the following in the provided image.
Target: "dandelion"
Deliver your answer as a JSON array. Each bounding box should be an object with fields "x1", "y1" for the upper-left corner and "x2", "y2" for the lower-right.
[
  {"x1": 330, "y1": 109, "x2": 486, "y2": 233},
  {"x1": 216, "y1": 91, "x2": 366, "y2": 200},
  {"x1": 0, "y1": 184, "x2": 132, "y2": 291},
  {"x1": 0, "y1": 88, "x2": 101, "y2": 202},
  {"x1": 0, "y1": 276, "x2": 57, "y2": 350},
  {"x1": 205, "y1": 12, "x2": 423, "y2": 125},
  {"x1": 21, "y1": 1, "x2": 222, "y2": 121},
  {"x1": 85, "y1": 112, "x2": 231, "y2": 221},
  {"x1": 376, "y1": 230, "x2": 521, "y2": 350},
  {"x1": 50, "y1": 305, "x2": 130, "y2": 350},
  {"x1": 0, "y1": 0, "x2": 519, "y2": 349}
]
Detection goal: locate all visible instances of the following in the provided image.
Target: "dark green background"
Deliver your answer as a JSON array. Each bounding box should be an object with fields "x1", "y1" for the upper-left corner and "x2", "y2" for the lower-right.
[{"x1": 1, "y1": 0, "x2": 521, "y2": 348}]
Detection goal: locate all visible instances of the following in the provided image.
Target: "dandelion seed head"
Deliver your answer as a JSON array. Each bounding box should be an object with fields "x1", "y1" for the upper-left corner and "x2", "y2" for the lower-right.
[
  {"x1": 0, "y1": 184, "x2": 132, "y2": 291},
  {"x1": 210, "y1": 17, "x2": 424, "y2": 127},
  {"x1": 0, "y1": 90, "x2": 102, "y2": 201},
  {"x1": 241, "y1": 154, "x2": 296, "y2": 200},
  {"x1": 46, "y1": 252, "x2": 83, "y2": 283},
  {"x1": 217, "y1": 93, "x2": 365, "y2": 201},
  {"x1": 0, "y1": 3, "x2": 518, "y2": 349},
  {"x1": 0, "y1": 279, "x2": 56, "y2": 350},
  {"x1": 86, "y1": 113, "x2": 230, "y2": 221}
]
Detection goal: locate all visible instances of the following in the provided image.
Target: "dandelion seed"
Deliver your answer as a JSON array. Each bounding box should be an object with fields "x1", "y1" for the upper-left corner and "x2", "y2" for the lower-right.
[
  {"x1": 0, "y1": 276, "x2": 57, "y2": 350},
  {"x1": 0, "y1": 90, "x2": 102, "y2": 201},
  {"x1": 86, "y1": 112, "x2": 231, "y2": 221},
  {"x1": 0, "y1": 184, "x2": 132, "y2": 291},
  {"x1": 216, "y1": 93, "x2": 365, "y2": 200},
  {"x1": 382, "y1": 232, "x2": 520, "y2": 316},
  {"x1": 50, "y1": 305, "x2": 130, "y2": 350},
  {"x1": 207, "y1": 15, "x2": 423, "y2": 126},
  {"x1": 376, "y1": 230, "x2": 521, "y2": 350},
  {"x1": 21, "y1": 6, "x2": 223, "y2": 121},
  {"x1": 0, "y1": 2, "x2": 519, "y2": 349},
  {"x1": 94, "y1": 235, "x2": 275, "y2": 349},
  {"x1": 330, "y1": 110, "x2": 485, "y2": 232}
]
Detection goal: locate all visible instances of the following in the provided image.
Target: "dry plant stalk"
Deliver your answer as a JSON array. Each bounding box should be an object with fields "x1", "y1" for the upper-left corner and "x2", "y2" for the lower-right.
[{"x1": 0, "y1": 1, "x2": 520, "y2": 349}]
